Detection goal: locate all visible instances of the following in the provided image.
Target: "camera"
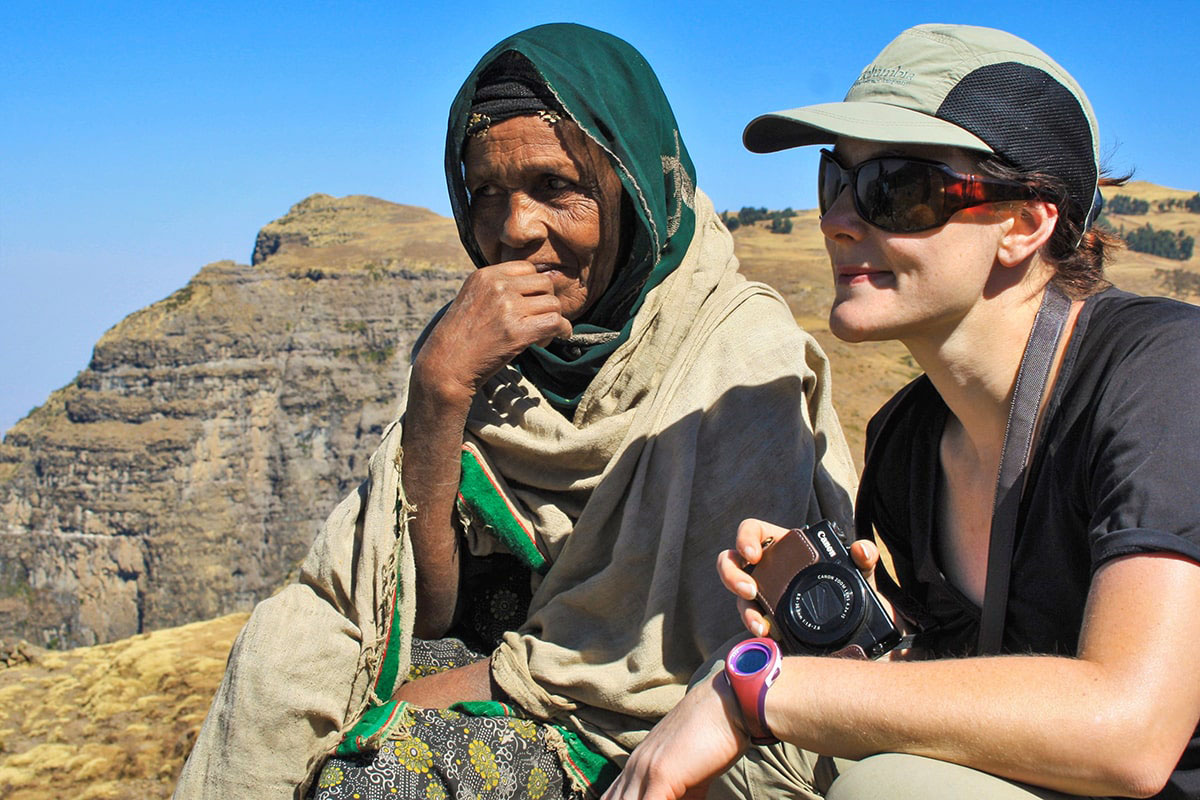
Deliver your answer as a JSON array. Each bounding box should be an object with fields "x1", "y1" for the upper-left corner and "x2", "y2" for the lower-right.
[{"x1": 746, "y1": 520, "x2": 900, "y2": 660}]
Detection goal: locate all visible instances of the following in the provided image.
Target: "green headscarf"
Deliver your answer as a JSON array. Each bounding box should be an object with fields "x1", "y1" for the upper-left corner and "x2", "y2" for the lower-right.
[{"x1": 445, "y1": 23, "x2": 697, "y2": 416}]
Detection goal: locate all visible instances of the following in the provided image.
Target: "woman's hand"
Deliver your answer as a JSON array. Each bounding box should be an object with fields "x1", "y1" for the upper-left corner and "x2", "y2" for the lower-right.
[
  {"x1": 716, "y1": 519, "x2": 898, "y2": 641},
  {"x1": 601, "y1": 675, "x2": 748, "y2": 800},
  {"x1": 716, "y1": 518, "x2": 790, "y2": 638},
  {"x1": 413, "y1": 261, "x2": 574, "y2": 403}
]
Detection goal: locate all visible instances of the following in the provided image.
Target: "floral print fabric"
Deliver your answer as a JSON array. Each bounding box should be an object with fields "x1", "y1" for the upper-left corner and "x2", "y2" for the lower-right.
[{"x1": 311, "y1": 638, "x2": 580, "y2": 800}]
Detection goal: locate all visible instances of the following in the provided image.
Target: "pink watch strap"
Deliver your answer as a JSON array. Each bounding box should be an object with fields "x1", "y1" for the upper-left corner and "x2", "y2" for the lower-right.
[{"x1": 723, "y1": 637, "x2": 782, "y2": 745}]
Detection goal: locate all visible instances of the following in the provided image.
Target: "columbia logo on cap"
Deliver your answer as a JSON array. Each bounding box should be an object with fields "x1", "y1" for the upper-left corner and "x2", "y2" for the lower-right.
[{"x1": 852, "y1": 64, "x2": 916, "y2": 88}]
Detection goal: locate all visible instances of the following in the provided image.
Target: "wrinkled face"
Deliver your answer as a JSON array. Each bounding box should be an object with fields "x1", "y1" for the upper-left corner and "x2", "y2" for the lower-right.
[
  {"x1": 821, "y1": 137, "x2": 1013, "y2": 345},
  {"x1": 463, "y1": 115, "x2": 624, "y2": 322}
]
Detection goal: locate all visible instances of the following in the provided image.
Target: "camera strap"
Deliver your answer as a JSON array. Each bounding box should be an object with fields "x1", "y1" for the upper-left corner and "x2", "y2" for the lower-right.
[{"x1": 977, "y1": 283, "x2": 1071, "y2": 655}]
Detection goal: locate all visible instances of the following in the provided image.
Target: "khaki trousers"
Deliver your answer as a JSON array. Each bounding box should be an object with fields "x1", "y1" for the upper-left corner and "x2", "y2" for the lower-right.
[{"x1": 707, "y1": 744, "x2": 1107, "y2": 800}]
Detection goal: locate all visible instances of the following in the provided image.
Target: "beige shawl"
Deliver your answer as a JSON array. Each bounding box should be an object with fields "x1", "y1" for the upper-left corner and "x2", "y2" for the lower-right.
[{"x1": 174, "y1": 193, "x2": 856, "y2": 798}]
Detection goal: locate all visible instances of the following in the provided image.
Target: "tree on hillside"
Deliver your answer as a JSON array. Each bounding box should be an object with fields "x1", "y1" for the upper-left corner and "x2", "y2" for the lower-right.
[
  {"x1": 1187, "y1": 193, "x2": 1200, "y2": 214},
  {"x1": 1108, "y1": 194, "x2": 1149, "y2": 215},
  {"x1": 726, "y1": 206, "x2": 801, "y2": 230},
  {"x1": 738, "y1": 206, "x2": 769, "y2": 226},
  {"x1": 1123, "y1": 223, "x2": 1194, "y2": 261},
  {"x1": 1155, "y1": 267, "x2": 1200, "y2": 298}
]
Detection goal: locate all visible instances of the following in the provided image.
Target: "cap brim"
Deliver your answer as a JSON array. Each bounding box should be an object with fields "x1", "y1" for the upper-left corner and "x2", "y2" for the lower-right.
[{"x1": 743, "y1": 102, "x2": 994, "y2": 154}]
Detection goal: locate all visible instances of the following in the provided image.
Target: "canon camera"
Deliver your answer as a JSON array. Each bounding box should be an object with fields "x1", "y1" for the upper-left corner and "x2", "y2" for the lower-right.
[{"x1": 746, "y1": 520, "x2": 900, "y2": 660}]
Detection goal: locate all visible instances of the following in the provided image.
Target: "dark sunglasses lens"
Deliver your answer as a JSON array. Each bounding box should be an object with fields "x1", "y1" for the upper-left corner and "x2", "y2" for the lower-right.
[
  {"x1": 818, "y1": 154, "x2": 843, "y2": 215},
  {"x1": 858, "y1": 159, "x2": 946, "y2": 233}
]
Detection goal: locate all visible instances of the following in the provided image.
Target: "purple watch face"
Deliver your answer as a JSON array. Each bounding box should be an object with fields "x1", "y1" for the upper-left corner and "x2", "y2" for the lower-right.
[{"x1": 728, "y1": 640, "x2": 773, "y2": 677}]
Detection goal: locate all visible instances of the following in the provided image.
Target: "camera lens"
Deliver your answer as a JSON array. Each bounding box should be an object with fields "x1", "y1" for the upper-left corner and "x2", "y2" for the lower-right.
[{"x1": 781, "y1": 562, "x2": 866, "y2": 649}]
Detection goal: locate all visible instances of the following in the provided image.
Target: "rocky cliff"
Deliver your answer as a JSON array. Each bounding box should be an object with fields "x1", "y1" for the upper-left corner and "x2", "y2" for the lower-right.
[{"x1": 0, "y1": 194, "x2": 471, "y2": 647}]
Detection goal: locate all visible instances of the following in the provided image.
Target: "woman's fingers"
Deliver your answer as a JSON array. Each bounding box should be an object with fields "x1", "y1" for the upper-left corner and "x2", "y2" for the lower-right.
[
  {"x1": 415, "y1": 260, "x2": 573, "y2": 393},
  {"x1": 848, "y1": 538, "x2": 908, "y2": 645},
  {"x1": 486, "y1": 264, "x2": 571, "y2": 340},
  {"x1": 488, "y1": 266, "x2": 557, "y2": 298},
  {"x1": 716, "y1": 548, "x2": 756, "y2": 599},
  {"x1": 716, "y1": 551, "x2": 771, "y2": 637},
  {"x1": 740, "y1": 601, "x2": 771, "y2": 639},
  {"x1": 532, "y1": 315, "x2": 575, "y2": 348},
  {"x1": 734, "y1": 518, "x2": 791, "y2": 565},
  {"x1": 717, "y1": 549, "x2": 769, "y2": 636},
  {"x1": 470, "y1": 263, "x2": 567, "y2": 338},
  {"x1": 850, "y1": 539, "x2": 880, "y2": 585},
  {"x1": 720, "y1": 518, "x2": 791, "y2": 638}
]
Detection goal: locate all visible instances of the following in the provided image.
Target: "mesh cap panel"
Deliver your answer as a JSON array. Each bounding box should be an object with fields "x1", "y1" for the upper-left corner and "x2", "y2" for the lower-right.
[{"x1": 938, "y1": 62, "x2": 1097, "y2": 220}]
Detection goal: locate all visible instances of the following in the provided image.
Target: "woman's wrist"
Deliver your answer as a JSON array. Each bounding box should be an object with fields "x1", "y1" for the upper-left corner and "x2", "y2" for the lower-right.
[
  {"x1": 708, "y1": 671, "x2": 752, "y2": 744},
  {"x1": 410, "y1": 357, "x2": 477, "y2": 411}
]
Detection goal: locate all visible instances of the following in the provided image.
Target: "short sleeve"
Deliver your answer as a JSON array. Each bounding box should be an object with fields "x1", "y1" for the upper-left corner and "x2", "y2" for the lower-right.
[{"x1": 1085, "y1": 301, "x2": 1200, "y2": 569}]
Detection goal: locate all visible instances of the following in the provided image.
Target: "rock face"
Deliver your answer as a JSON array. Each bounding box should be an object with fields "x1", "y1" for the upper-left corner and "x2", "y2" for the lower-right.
[{"x1": 0, "y1": 194, "x2": 471, "y2": 647}]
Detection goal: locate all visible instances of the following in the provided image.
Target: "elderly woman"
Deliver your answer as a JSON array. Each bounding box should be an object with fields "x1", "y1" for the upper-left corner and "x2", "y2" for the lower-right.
[{"x1": 173, "y1": 23, "x2": 855, "y2": 800}]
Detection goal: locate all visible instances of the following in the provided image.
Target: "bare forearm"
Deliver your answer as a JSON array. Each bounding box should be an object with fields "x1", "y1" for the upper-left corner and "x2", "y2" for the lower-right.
[
  {"x1": 394, "y1": 658, "x2": 498, "y2": 707},
  {"x1": 716, "y1": 527, "x2": 1199, "y2": 798},
  {"x1": 397, "y1": 261, "x2": 571, "y2": 637},
  {"x1": 401, "y1": 365, "x2": 475, "y2": 638}
]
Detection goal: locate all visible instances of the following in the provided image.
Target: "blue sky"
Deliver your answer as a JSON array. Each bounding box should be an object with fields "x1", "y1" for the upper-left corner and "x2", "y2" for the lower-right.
[{"x1": 2, "y1": 0, "x2": 1198, "y2": 435}]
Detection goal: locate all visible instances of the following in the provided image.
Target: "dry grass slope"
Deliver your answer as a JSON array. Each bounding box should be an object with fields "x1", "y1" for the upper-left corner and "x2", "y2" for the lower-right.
[{"x1": 0, "y1": 614, "x2": 247, "y2": 799}]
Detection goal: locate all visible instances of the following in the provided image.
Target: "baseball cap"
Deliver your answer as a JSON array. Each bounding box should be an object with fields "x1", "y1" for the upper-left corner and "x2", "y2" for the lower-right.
[{"x1": 743, "y1": 24, "x2": 1100, "y2": 225}]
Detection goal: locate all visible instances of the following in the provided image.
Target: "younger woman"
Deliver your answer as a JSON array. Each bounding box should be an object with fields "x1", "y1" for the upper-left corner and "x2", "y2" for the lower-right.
[{"x1": 606, "y1": 23, "x2": 1200, "y2": 800}]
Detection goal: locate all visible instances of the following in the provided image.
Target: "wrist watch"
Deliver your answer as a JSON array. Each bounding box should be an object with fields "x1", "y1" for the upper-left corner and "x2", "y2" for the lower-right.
[{"x1": 723, "y1": 636, "x2": 782, "y2": 745}]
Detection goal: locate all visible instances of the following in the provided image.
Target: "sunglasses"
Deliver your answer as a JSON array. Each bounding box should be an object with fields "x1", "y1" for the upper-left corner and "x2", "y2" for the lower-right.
[{"x1": 818, "y1": 149, "x2": 1034, "y2": 233}]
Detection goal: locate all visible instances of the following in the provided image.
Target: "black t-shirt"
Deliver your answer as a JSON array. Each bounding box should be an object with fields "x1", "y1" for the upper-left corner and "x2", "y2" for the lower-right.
[{"x1": 860, "y1": 289, "x2": 1200, "y2": 799}]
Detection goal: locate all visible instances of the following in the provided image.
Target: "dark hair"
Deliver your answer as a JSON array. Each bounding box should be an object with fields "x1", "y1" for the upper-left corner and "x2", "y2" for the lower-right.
[{"x1": 977, "y1": 156, "x2": 1128, "y2": 298}]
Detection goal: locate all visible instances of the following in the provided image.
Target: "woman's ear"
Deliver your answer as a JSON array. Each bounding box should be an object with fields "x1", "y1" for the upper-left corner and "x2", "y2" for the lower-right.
[{"x1": 997, "y1": 200, "x2": 1058, "y2": 267}]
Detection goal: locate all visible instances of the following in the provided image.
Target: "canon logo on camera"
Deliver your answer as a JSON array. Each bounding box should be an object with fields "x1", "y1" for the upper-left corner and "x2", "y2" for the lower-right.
[{"x1": 816, "y1": 528, "x2": 838, "y2": 560}]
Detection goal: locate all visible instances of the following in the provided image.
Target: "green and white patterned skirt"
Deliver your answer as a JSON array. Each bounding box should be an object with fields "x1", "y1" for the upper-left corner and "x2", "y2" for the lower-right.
[{"x1": 311, "y1": 637, "x2": 583, "y2": 800}]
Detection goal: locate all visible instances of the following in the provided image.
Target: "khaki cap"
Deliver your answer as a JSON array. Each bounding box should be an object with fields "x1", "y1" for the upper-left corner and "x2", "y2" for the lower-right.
[{"x1": 743, "y1": 24, "x2": 1100, "y2": 222}]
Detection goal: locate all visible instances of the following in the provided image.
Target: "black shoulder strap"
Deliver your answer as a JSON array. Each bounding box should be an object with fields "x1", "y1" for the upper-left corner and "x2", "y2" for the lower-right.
[{"x1": 977, "y1": 284, "x2": 1071, "y2": 655}]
